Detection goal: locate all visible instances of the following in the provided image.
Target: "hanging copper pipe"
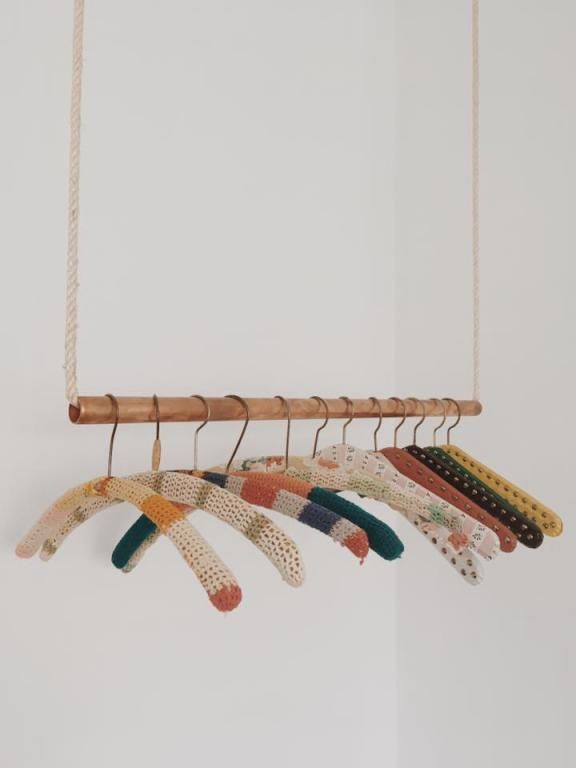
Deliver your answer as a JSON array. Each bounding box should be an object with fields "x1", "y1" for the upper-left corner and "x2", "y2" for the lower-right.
[{"x1": 69, "y1": 396, "x2": 482, "y2": 425}]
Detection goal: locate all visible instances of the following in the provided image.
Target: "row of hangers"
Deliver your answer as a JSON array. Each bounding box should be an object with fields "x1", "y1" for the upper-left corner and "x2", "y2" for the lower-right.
[{"x1": 17, "y1": 395, "x2": 563, "y2": 612}]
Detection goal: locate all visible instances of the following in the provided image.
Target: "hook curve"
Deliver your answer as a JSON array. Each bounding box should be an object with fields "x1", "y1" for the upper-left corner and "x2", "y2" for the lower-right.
[
  {"x1": 432, "y1": 398, "x2": 447, "y2": 447},
  {"x1": 339, "y1": 396, "x2": 354, "y2": 444},
  {"x1": 274, "y1": 396, "x2": 292, "y2": 468},
  {"x1": 390, "y1": 397, "x2": 407, "y2": 448},
  {"x1": 225, "y1": 395, "x2": 250, "y2": 471},
  {"x1": 310, "y1": 395, "x2": 329, "y2": 457},
  {"x1": 370, "y1": 397, "x2": 383, "y2": 451},
  {"x1": 406, "y1": 397, "x2": 426, "y2": 445},
  {"x1": 105, "y1": 393, "x2": 119, "y2": 476},
  {"x1": 444, "y1": 398, "x2": 462, "y2": 445},
  {"x1": 190, "y1": 395, "x2": 211, "y2": 470}
]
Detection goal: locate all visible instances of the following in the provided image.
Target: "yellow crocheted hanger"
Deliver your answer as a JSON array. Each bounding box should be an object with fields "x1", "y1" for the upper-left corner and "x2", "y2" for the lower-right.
[{"x1": 440, "y1": 398, "x2": 563, "y2": 537}]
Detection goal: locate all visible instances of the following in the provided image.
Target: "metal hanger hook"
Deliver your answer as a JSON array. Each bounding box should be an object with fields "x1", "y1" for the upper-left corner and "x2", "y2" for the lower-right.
[
  {"x1": 310, "y1": 395, "x2": 329, "y2": 457},
  {"x1": 190, "y1": 395, "x2": 210, "y2": 470},
  {"x1": 339, "y1": 396, "x2": 354, "y2": 444},
  {"x1": 274, "y1": 396, "x2": 292, "y2": 468},
  {"x1": 444, "y1": 397, "x2": 462, "y2": 445},
  {"x1": 151, "y1": 394, "x2": 162, "y2": 471},
  {"x1": 432, "y1": 398, "x2": 447, "y2": 447},
  {"x1": 153, "y1": 394, "x2": 160, "y2": 441},
  {"x1": 390, "y1": 397, "x2": 407, "y2": 448},
  {"x1": 407, "y1": 397, "x2": 426, "y2": 445},
  {"x1": 225, "y1": 395, "x2": 250, "y2": 471},
  {"x1": 370, "y1": 397, "x2": 383, "y2": 451},
  {"x1": 105, "y1": 393, "x2": 119, "y2": 476}
]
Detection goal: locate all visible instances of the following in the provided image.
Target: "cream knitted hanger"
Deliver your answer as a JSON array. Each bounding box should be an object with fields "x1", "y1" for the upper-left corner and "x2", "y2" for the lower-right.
[
  {"x1": 17, "y1": 475, "x2": 244, "y2": 612},
  {"x1": 28, "y1": 472, "x2": 305, "y2": 588},
  {"x1": 23, "y1": 395, "x2": 305, "y2": 589}
]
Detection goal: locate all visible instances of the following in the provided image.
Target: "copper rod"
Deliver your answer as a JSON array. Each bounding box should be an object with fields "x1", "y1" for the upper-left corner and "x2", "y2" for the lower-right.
[{"x1": 69, "y1": 396, "x2": 482, "y2": 425}]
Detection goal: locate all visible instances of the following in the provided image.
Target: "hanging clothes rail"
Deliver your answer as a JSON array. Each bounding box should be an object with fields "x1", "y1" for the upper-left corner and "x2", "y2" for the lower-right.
[
  {"x1": 64, "y1": 1, "x2": 483, "y2": 429},
  {"x1": 69, "y1": 396, "x2": 482, "y2": 425}
]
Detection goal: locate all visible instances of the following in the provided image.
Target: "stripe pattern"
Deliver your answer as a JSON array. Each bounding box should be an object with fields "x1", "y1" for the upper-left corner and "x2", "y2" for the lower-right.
[
  {"x1": 282, "y1": 463, "x2": 484, "y2": 586},
  {"x1": 199, "y1": 470, "x2": 369, "y2": 558},
  {"x1": 35, "y1": 472, "x2": 305, "y2": 589},
  {"x1": 226, "y1": 469, "x2": 405, "y2": 561},
  {"x1": 110, "y1": 469, "x2": 371, "y2": 574},
  {"x1": 225, "y1": 455, "x2": 483, "y2": 584}
]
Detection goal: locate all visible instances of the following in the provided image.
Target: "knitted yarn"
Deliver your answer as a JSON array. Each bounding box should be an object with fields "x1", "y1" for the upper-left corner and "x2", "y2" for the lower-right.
[
  {"x1": 17, "y1": 476, "x2": 242, "y2": 612},
  {"x1": 199, "y1": 471, "x2": 370, "y2": 559},
  {"x1": 36, "y1": 472, "x2": 305, "y2": 588},
  {"x1": 228, "y1": 454, "x2": 473, "y2": 555},
  {"x1": 110, "y1": 469, "x2": 371, "y2": 573},
  {"x1": 317, "y1": 444, "x2": 500, "y2": 560},
  {"x1": 380, "y1": 446, "x2": 517, "y2": 553},
  {"x1": 231, "y1": 470, "x2": 404, "y2": 561},
  {"x1": 283, "y1": 464, "x2": 484, "y2": 586},
  {"x1": 441, "y1": 444, "x2": 563, "y2": 537},
  {"x1": 225, "y1": 454, "x2": 483, "y2": 584},
  {"x1": 418, "y1": 446, "x2": 540, "y2": 548}
]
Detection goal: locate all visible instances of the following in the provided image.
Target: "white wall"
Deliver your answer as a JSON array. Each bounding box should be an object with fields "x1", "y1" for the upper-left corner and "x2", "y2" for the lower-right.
[
  {"x1": 4, "y1": 2, "x2": 574, "y2": 766},
  {"x1": 395, "y1": 2, "x2": 575, "y2": 767},
  {"x1": 1, "y1": 2, "x2": 397, "y2": 767}
]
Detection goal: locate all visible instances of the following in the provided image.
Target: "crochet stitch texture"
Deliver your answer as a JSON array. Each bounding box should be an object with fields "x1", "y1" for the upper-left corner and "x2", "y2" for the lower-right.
[{"x1": 35, "y1": 472, "x2": 305, "y2": 589}]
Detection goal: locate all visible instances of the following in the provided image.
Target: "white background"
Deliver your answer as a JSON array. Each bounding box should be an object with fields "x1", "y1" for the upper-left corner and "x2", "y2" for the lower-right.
[
  {"x1": 396, "y1": 2, "x2": 575, "y2": 767},
  {"x1": 2, "y1": 2, "x2": 397, "y2": 767},
  {"x1": 1, "y1": 2, "x2": 574, "y2": 767}
]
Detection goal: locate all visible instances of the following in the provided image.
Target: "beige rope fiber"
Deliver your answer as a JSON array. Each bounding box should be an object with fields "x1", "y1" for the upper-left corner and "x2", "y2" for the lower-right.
[
  {"x1": 64, "y1": 0, "x2": 84, "y2": 406},
  {"x1": 472, "y1": 0, "x2": 480, "y2": 400},
  {"x1": 62, "y1": 0, "x2": 482, "y2": 404}
]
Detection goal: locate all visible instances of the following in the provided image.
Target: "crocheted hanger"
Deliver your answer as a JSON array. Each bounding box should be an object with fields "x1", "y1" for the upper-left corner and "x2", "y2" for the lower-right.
[
  {"x1": 43, "y1": 395, "x2": 380, "y2": 572},
  {"x1": 221, "y1": 395, "x2": 405, "y2": 561},
  {"x1": 35, "y1": 395, "x2": 305, "y2": 588},
  {"x1": 420, "y1": 399, "x2": 544, "y2": 549},
  {"x1": 315, "y1": 397, "x2": 500, "y2": 561},
  {"x1": 229, "y1": 398, "x2": 462, "y2": 536},
  {"x1": 17, "y1": 475, "x2": 244, "y2": 612},
  {"x1": 438, "y1": 400, "x2": 563, "y2": 537},
  {"x1": 106, "y1": 395, "x2": 372, "y2": 570},
  {"x1": 282, "y1": 461, "x2": 484, "y2": 586},
  {"x1": 108, "y1": 395, "x2": 406, "y2": 570},
  {"x1": 227, "y1": 398, "x2": 484, "y2": 585},
  {"x1": 378, "y1": 398, "x2": 516, "y2": 554}
]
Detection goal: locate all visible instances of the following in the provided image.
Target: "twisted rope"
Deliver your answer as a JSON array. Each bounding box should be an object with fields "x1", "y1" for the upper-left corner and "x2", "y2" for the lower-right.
[
  {"x1": 472, "y1": 0, "x2": 480, "y2": 400},
  {"x1": 64, "y1": 0, "x2": 85, "y2": 406},
  {"x1": 61, "y1": 1, "x2": 482, "y2": 404}
]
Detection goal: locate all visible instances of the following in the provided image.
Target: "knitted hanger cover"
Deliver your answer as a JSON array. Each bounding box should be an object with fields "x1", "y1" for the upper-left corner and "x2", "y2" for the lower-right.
[
  {"x1": 108, "y1": 469, "x2": 371, "y2": 573},
  {"x1": 212, "y1": 463, "x2": 405, "y2": 561},
  {"x1": 423, "y1": 446, "x2": 543, "y2": 548},
  {"x1": 442, "y1": 444, "x2": 563, "y2": 536},
  {"x1": 226, "y1": 455, "x2": 483, "y2": 585},
  {"x1": 284, "y1": 462, "x2": 484, "y2": 586},
  {"x1": 379, "y1": 446, "x2": 515, "y2": 554},
  {"x1": 316, "y1": 444, "x2": 500, "y2": 560},
  {"x1": 35, "y1": 472, "x2": 305, "y2": 588},
  {"x1": 227, "y1": 453, "x2": 476, "y2": 552},
  {"x1": 17, "y1": 476, "x2": 243, "y2": 612}
]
